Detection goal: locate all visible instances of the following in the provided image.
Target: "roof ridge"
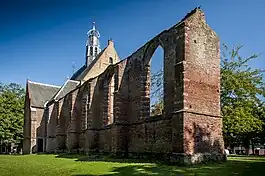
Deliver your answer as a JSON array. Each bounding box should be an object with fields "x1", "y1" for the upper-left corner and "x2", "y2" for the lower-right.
[
  {"x1": 50, "y1": 80, "x2": 69, "y2": 101},
  {"x1": 68, "y1": 79, "x2": 80, "y2": 83},
  {"x1": 27, "y1": 80, "x2": 61, "y2": 88},
  {"x1": 49, "y1": 79, "x2": 80, "y2": 102}
]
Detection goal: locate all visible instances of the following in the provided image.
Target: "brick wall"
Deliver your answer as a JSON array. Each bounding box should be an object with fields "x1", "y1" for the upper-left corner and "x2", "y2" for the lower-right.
[
  {"x1": 30, "y1": 107, "x2": 45, "y2": 153},
  {"x1": 41, "y1": 8, "x2": 225, "y2": 164},
  {"x1": 182, "y1": 9, "x2": 224, "y2": 156},
  {"x1": 127, "y1": 117, "x2": 172, "y2": 153},
  {"x1": 46, "y1": 103, "x2": 57, "y2": 152},
  {"x1": 66, "y1": 90, "x2": 80, "y2": 150}
]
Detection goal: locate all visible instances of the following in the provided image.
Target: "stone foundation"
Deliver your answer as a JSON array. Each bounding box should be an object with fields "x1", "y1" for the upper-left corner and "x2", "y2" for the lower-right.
[{"x1": 54, "y1": 150, "x2": 226, "y2": 165}]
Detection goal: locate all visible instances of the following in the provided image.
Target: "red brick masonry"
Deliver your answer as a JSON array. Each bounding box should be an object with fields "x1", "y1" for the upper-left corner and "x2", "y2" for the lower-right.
[{"x1": 24, "y1": 8, "x2": 226, "y2": 165}]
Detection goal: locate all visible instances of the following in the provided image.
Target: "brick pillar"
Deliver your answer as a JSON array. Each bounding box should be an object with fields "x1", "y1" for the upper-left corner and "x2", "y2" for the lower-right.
[
  {"x1": 112, "y1": 63, "x2": 129, "y2": 155},
  {"x1": 102, "y1": 80, "x2": 109, "y2": 126},
  {"x1": 170, "y1": 9, "x2": 225, "y2": 164},
  {"x1": 44, "y1": 107, "x2": 49, "y2": 152},
  {"x1": 81, "y1": 88, "x2": 88, "y2": 131},
  {"x1": 113, "y1": 63, "x2": 128, "y2": 123},
  {"x1": 66, "y1": 92, "x2": 79, "y2": 151},
  {"x1": 78, "y1": 85, "x2": 90, "y2": 151},
  {"x1": 140, "y1": 65, "x2": 151, "y2": 118},
  {"x1": 87, "y1": 83, "x2": 93, "y2": 128},
  {"x1": 171, "y1": 60, "x2": 185, "y2": 154},
  {"x1": 85, "y1": 81, "x2": 98, "y2": 152},
  {"x1": 56, "y1": 101, "x2": 66, "y2": 151},
  {"x1": 108, "y1": 76, "x2": 115, "y2": 124},
  {"x1": 30, "y1": 110, "x2": 37, "y2": 153},
  {"x1": 181, "y1": 10, "x2": 225, "y2": 162}
]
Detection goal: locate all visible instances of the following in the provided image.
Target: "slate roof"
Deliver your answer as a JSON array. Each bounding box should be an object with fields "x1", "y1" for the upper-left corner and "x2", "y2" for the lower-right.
[
  {"x1": 27, "y1": 80, "x2": 60, "y2": 108},
  {"x1": 51, "y1": 79, "x2": 80, "y2": 101},
  {"x1": 70, "y1": 65, "x2": 86, "y2": 80},
  {"x1": 71, "y1": 48, "x2": 106, "y2": 81}
]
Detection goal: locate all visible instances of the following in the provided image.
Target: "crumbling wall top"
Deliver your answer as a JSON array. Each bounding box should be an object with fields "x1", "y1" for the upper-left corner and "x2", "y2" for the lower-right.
[{"x1": 181, "y1": 7, "x2": 205, "y2": 22}]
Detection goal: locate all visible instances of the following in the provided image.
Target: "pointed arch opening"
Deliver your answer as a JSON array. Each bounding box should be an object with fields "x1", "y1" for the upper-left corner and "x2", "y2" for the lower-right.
[{"x1": 149, "y1": 46, "x2": 164, "y2": 116}]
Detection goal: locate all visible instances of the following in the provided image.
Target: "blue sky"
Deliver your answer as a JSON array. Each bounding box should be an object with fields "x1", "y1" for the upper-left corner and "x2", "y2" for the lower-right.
[{"x1": 0, "y1": 0, "x2": 264, "y2": 87}]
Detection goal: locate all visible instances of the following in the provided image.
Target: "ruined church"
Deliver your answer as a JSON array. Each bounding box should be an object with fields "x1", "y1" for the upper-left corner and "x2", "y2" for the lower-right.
[{"x1": 23, "y1": 8, "x2": 225, "y2": 164}]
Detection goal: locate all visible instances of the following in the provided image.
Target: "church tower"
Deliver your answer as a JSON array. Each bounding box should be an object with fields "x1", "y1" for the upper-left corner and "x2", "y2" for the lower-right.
[{"x1": 85, "y1": 22, "x2": 101, "y2": 67}]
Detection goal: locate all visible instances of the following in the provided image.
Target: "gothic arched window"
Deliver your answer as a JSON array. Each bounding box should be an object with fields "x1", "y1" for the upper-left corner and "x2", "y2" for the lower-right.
[{"x1": 109, "y1": 57, "x2": 113, "y2": 64}]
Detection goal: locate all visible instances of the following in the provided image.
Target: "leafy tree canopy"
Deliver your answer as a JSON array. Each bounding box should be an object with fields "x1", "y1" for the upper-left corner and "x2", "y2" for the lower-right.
[
  {"x1": 0, "y1": 83, "x2": 25, "y2": 146},
  {"x1": 221, "y1": 44, "x2": 265, "y2": 148}
]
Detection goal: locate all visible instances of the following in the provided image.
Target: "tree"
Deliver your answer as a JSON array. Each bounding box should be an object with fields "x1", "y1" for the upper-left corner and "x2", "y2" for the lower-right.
[
  {"x1": 150, "y1": 68, "x2": 164, "y2": 116},
  {"x1": 0, "y1": 83, "x2": 25, "y2": 149},
  {"x1": 150, "y1": 100, "x2": 164, "y2": 116},
  {"x1": 221, "y1": 44, "x2": 265, "y2": 152}
]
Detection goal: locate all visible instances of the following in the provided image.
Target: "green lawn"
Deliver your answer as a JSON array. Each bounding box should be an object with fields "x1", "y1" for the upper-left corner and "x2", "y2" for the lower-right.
[{"x1": 0, "y1": 154, "x2": 265, "y2": 176}]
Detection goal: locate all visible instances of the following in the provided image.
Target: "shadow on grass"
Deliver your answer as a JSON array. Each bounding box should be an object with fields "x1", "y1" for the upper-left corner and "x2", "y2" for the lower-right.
[
  {"x1": 54, "y1": 154, "x2": 265, "y2": 176},
  {"x1": 73, "y1": 164, "x2": 186, "y2": 176},
  {"x1": 55, "y1": 153, "x2": 168, "y2": 165},
  {"x1": 72, "y1": 160, "x2": 265, "y2": 176}
]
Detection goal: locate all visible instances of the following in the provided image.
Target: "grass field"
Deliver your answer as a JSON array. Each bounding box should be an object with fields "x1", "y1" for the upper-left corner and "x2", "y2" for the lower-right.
[{"x1": 0, "y1": 154, "x2": 265, "y2": 176}]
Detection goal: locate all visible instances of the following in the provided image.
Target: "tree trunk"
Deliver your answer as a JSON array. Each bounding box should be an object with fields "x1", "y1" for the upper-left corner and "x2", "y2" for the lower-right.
[
  {"x1": 251, "y1": 141, "x2": 255, "y2": 155},
  {"x1": 243, "y1": 137, "x2": 250, "y2": 155}
]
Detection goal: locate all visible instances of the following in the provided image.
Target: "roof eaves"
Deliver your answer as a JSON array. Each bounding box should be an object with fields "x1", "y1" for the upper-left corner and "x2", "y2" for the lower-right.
[
  {"x1": 47, "y1": 79, "x2": 81, "y2": 105},
  {"x1": 68, "y1": 80, "x2": 80, "y2": 84},
  {"x1": 27, "y1": 80, "x2": 61, "y2": 88}
]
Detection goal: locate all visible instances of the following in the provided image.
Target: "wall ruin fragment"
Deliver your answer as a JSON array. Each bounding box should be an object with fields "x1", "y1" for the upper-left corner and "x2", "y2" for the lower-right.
[{"x1": 42, "y1": 8, "x2": 225, "y2": 164}]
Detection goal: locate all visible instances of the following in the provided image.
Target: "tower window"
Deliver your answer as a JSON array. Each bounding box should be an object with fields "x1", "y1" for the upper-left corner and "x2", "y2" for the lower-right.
[
  {"x1": 85, "y1": 46, "x2": 88, "y2": 56},
  {"x1": 90, "y1": 47, "x2": 93, "y2": 56},
  {"x1": 95, "y1": 47, "x2": 98, "y2": 56},
  {"x1": 109, "y1": 57, "x2": 113, "y2": 64},
  {"x1": 89, "y1": 36, "x2": 94, "y2": 45}
]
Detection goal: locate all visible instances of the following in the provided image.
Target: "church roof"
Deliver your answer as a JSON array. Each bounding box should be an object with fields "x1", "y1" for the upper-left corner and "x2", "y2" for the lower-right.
[
  {"x1": 50, "y1": 79, "x2": 80, "y2": 101},
  {"x1": 71, "y1": 48, "x2": 106, "y2": 81},
  {"x1": 27, "y1": 80, "x2": 60, "y2": 108},
  {"x1": 71, "y1": 65, "x2": 86, "y2": 80}
]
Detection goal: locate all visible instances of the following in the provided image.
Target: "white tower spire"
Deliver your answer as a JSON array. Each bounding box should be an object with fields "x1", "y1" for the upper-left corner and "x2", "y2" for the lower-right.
[{"x1": 85, "y1": 22, "x2": 101, "y2": 67}]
